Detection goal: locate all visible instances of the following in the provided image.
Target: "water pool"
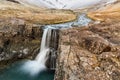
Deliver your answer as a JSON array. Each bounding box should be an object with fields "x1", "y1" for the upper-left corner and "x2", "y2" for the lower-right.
[{"x1": 0, "y1": 60, "x2": 55, "y2": 80}]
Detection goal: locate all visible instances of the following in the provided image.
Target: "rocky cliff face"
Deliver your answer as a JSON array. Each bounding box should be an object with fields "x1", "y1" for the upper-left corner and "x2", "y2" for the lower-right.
[
  {"x1": 55, "y1": 1, "x2": 120, "y2": 80},
  {"x1": 0, "y1": 19, "x2": 42, "y2": 67},
  {"x1": 55, "y1": 21, "x2": 120, "y2": 80}
]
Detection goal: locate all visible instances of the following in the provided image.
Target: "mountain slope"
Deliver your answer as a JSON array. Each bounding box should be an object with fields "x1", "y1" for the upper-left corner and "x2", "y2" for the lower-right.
[{"x1": 14, "y1": 0, "x2": 117, "y2": 9}]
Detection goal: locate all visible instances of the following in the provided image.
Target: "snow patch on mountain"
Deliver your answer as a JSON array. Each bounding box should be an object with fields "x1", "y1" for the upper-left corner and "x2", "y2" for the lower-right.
[{"x1": 15, "y1": 0, "x2": 117, "y2": 9}]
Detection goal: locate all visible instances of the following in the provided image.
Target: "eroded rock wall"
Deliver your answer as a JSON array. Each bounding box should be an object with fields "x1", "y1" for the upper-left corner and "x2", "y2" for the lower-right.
[
  {"x1": 0, "y1": 18, "x2": 42, "y2": 67},
  {"x1": 55, "y1": 21, "x2": 120, "y2": 80}
]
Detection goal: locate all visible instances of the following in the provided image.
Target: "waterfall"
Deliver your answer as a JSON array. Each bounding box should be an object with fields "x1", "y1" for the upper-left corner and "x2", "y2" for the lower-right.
[
  {"x1": 20, "y1": 13, "x2": 91, "y2": 75},
  {"x1": 35, "y1": 28, "x2": 51, "y2": 63},
  {"x1": 45, "y1": 29, "x2": 59, "y2": 69},
  {"x1": 21, "y1": 28, "x2": 58, "y2": 76}
]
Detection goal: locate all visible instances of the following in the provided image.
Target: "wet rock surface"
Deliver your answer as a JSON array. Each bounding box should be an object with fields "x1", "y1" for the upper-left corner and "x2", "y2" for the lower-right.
[
  {"x1": 55, "y1": 21, "x2": 120, "y2": 80},
  {"x1": 0, "y1": 18, "x2": 42, "y2": 67}
]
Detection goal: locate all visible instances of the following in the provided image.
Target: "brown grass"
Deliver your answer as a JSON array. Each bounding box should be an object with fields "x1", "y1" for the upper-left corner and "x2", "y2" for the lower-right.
[
  {"x1": 0, "y1": 1, "x2": 77, "y2": 24},
  {"x1": 87, "y1": 2, "x2": 120, "y2": 21}
]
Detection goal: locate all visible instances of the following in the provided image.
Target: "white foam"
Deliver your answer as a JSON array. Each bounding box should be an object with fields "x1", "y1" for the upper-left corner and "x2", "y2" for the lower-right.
[
  {"x1": 21, "y1": 60, "x2": 46, "y2": 76},
  {"x1": 21, "y1": 29, "x2": 50, "y2": 76}
]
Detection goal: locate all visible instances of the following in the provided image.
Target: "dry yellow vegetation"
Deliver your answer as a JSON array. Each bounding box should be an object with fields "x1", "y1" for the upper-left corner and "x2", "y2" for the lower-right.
[
  {"x1": 0, "y1": 1, "x2": 77, "y2": 24},
  {"x1": 87, "y1": 1, "x2": 120, "y2": 21}
]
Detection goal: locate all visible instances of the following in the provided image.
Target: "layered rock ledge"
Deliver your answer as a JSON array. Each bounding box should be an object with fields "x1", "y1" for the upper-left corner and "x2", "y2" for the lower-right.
[
  {"x1": 55, "y1": 21, "x2": 120, "y2": 80},
  {"x1": 0, "y1": 20, "x2": 42, "y2": 67}
]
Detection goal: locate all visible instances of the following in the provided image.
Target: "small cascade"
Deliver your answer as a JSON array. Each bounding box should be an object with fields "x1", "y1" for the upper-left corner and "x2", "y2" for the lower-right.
[
  {"x1": 20, "y1": 13, "x2": 91, "y2": 76},
  {"x1": 45, "y1": 29, "x2": 59, "y2": 70},
  {"x1": 21, "y1": 13, "x2": 91, "y2": 75},
  {"x1": 35, "y1": 28, "x2": 51, "y2": 64},
  {"x1": 36, "y1": 28, "x2": 59, "y2": 70},
  {"x1": 21, "y1": 28, "x2": 59, "y2": 75}
]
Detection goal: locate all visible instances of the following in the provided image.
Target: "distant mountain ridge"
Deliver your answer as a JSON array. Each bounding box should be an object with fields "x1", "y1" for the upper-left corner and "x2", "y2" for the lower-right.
[
  {"x1": 14, "y1": 0, "x2": 117, "y2": 9},
  {"x1": 6, "y1": 0, "x2": 19, "y2": 3}
]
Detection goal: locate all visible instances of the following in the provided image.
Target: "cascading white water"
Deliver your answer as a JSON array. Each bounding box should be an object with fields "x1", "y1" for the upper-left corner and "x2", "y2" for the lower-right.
[
  {"x1": 21, "y1": 28, "x2": 53, "y2": 76},
  {"x1": 20, "y1": 13, "x2": 91, "y2": 76},
  {"x1": 35, "y1": 28, "x2": 50, "y2": 63},
  {"x1": 40, "y1": 28, "x2": 49, "y2": 52}
]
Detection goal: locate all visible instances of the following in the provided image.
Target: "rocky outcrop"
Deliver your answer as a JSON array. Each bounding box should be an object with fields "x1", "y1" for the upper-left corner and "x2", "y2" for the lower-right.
[
  {"x1": 0, "y1": 18, "x2": 42, "y2": 67},
  {"x1": 55, "y1": 21, "x2": 120, "y2": 80}
]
